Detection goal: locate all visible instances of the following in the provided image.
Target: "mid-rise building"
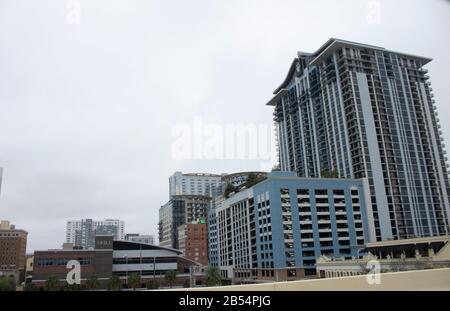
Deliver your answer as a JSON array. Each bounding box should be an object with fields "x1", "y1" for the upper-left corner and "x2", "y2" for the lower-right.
[
  {"x1": 169, "y1": 171, "x2": 222, "y2": 196},
  {"x1": 0, "y1": 220, "x2": 28, "y2": 284},
  {"x1": 211, "y1": 172, "x2": 370, "y2": 281},
  {"x1": 267, "y1": 38, "x2": 450, "y2": 241},
  {"x1": 207, "y1": 195, "x2": 222, "y2": 267},
  {"x1": 66, "y1": 219, "x2": 125, "y2": 249},
  {"x1": 32, "y1": 236, "x2": 204, "y2": 289},
  {"x1": 177, "y1": 222, "x2": 208, "y2": 266},
  {"x1": 207, "y1": 171, "x2": 268, "y2": 267},
  {"x1": 124, "y1": 233, "x2": 155, "y2": 245},
  {"x1": 158, "y1": 195, "x2": 210, "y2": 249}
]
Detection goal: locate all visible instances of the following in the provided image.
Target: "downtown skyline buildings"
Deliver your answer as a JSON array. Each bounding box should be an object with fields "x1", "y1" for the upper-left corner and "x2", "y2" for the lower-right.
[
  {"x1": 156, "y1": 36, "x2": 450, "y2": 277},
  {"x1": 3, "y1": 37, "x2": 450, "y2": 266},
  {"x1": 66, "y1": 219, "x2": 125, "y2": 249},
  {"x1": 268, "y1": 38, "x2": 450, "y2": 242}
]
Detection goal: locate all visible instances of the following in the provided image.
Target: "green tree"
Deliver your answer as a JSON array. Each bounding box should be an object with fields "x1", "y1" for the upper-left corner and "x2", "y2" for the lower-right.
[
  {"x1": 146, "y1": 279, "x2": 159, "y2": 290},
  {"x1": 321, "y1": 169, "x2": 339, "y2": 178},
  {"x1": 0, "y1": 277, "x2": 15, "y2": 291},
  {"x1": 24, "y1": 282, "x2": 37, "y2": 291},
  {"x1": 204, "y1": 266, "x2": 222, "y2": 287},
  {"x1": 321, "y1": 169, "x2": 330, "y2": 178},
  {"x1": 44, "y1": 276, "x2": 60, "y2": 291},
  {"x1": 86, "y1": 276, "x2": 100, "y2": 291},
  {"x1": 224, "y1": 183, "x2": 237, "y2": 198},
  {"x1": 244, "y1": 173, "x2": 267, "y2": 188},
  {"x1": 164, "y1": 270, "x2": 177, "y2": 288},
  {"x1": 107, "y1": 275, "x2": 122, "y2": 291},
  {"x1": 128, "y1": 273, "x2": 141, "y2": 290},
  {"x1": 272, "y1": 164, "x2": 281, "y2": 171},
  {"x1": 245, "y1": 173, "x2": 257, "y2": 186}
]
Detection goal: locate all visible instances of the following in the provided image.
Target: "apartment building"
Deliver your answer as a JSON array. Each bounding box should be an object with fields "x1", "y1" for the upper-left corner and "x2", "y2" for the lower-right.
[
  {"x1": 66, "y1": 219, "x2": 125, "y2": 249},
  {"x1": 169, "y1": 171, "x2": 222, "y2": 196},
  {"x1": 267, "y1": 38, "x2": 450, "y2": 241},
  {"x1": 158, "y1": 195, "x2": 210, "y2": 250}
]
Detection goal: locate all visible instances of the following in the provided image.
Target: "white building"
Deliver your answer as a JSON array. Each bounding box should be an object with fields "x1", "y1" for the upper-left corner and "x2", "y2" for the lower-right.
[
  {"x1": 66, "y1": 219, "x2": 125, "y2": 248},
  {"x1": 124, "y1": 233, "x2": 155, "y2": 245},
  {"x1": 169, "y1": 171, "x2": 222, "y2": 196}
]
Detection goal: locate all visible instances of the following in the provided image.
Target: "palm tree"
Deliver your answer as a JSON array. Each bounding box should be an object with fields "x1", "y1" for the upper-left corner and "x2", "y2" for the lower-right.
[
  {"x1": 205, "y1": 266, "x2": 222, "y2": 287},
  {"x1": 86, "y1": 276, "x2": 100, "y2": 291},
  {"x1": 164, "y1": 270, "x2": 177, "y2": 288},
  {"x1": 128, "y1": 273, "x2": 141, "y2": 290},
  {"x1": 44, "y1": 276, "x2": 60, "y2": 291},
  {"x1": 107, "y1": 275, "x2": 122, "y2": 291}
]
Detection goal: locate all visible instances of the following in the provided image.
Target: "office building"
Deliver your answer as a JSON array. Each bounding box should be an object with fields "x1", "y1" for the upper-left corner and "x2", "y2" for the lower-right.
[
  {"x1": 66, "y1": 219, "x2": 125, "y2": 249},
  {"x1": 211, "y1": 172, "x2": 370, "y2": 281},
  {"x1": 177, "y1": 222, "x2": 208, "y2": 266},
  {"x1": 0, "y1": 220, "x2": 28, "y2": 284},
  {"x1": 124, "y1": 233, "x2": 155, "y2": 245},
  {"x1": 158, "y1": 195, "x2": 210, "y2": 249},
  {"x1": 32, "y1": 236, "x2": 204, "y2": 289},
  {"x1": 267, "y1": 38, "x2": 450, "y2": 241}
]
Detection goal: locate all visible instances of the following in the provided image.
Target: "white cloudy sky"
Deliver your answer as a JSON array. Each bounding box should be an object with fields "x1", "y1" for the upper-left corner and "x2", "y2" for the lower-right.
[{"x1": 0, "y1": 0, "x2": 449, "y2": 252}]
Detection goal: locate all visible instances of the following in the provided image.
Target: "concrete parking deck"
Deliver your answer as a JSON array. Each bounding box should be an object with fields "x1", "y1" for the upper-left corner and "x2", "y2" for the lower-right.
[{"x1": 175, "y1": 268, "x2": 450, "y2": 291}]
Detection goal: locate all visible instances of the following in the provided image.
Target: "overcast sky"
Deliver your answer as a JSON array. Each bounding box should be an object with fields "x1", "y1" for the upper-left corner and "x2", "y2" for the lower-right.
[{"x1": 1, "y1": 0, "x2": 449, "y2": 252}]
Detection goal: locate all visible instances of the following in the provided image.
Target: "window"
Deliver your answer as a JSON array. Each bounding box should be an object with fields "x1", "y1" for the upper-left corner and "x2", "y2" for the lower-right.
[
  {"x1": 297, "y1": 189, "x2": 309, "y2": 196},
  {"x1": 315, "y1": 189, "x2": 328, "y2": 196}
]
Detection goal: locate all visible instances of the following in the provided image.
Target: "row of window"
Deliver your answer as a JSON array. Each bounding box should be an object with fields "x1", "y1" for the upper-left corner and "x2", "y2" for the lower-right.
[
  {"x1": 112, "y1": 257, "x2": 177, "y2": 265},
  {"x1": 36, "y1": 258, "x2": 92, "y2": 266}
]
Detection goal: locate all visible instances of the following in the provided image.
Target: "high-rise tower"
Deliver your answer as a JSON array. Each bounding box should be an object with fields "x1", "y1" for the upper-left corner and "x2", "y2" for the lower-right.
[{"x1": 267, "y1": 39, "x2": 450, "y2": 241}]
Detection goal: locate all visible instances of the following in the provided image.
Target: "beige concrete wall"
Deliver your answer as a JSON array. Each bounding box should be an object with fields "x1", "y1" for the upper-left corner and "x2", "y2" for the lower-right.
[
  {"x1": 434, "y1": 243, "x2": 450, "y2": 260},
  {"x1": 179, "y1": 268, "x2": 450, "y2": 291}
]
